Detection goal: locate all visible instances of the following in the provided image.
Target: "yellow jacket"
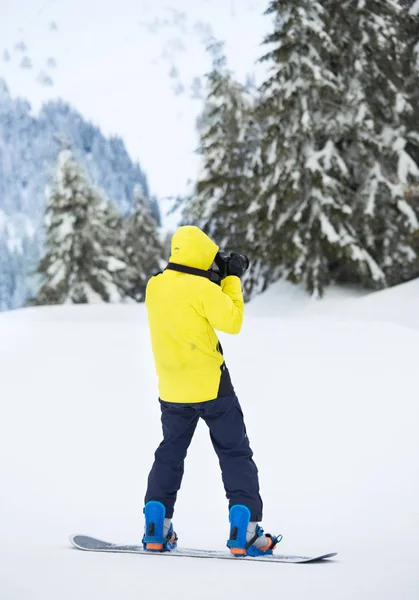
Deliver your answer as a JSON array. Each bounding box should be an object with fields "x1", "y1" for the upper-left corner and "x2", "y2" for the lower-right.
[{"x1": 145, "y1": 226, "x2": 244, "y2": 403}]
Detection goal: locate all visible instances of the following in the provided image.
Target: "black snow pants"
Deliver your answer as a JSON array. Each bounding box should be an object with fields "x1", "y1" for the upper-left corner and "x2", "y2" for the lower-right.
[{"x1": 144, "y1": 394, "x2": 263, "y2": 521}]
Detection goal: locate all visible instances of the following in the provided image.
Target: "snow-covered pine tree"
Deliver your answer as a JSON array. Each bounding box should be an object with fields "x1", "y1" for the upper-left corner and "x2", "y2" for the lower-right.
[
  {"x1": 32, "y1": 149, "x2": 135, "y2": 305},
  {"x1": 405, "y1": 184, "x2": 419, "y2": 275},
  {"x1": 399, "y1": 0, "x2": 419, "y2": 169},
  {"x1": 326, "y1": 0, "x2": 419, "y2": 286},
  {"x1": 0, "y1": 81, "x2": 155, "y2": 311},
  {"x1": 123, "y1": 185, "x2": 163, "y2": 301},
  {"x1": 101, "y1": 200, "x2": 142, "y2": 299},
  {"x1": 257, "y1": 0, "x2": 384, "y2": 296},
  {"x1": 183, "y1": 49, "x2": 266, "y2": 298},
  {"x1": 398, "y1": 0, "x2": 419, "y2": 279}
]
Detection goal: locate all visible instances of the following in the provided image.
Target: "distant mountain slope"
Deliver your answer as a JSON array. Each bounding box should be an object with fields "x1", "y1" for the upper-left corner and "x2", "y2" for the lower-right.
[
  {"x1": 0, "y1": 1, "x2": 268, "y2": 201},
  {"x1": 0, "y1": 79, "x2": 160, "y2": 311}
]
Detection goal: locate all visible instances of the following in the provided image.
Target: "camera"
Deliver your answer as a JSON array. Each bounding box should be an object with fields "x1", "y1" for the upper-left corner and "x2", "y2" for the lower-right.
[{"x1": 214, "y1": 251, "x2": 250, "y2": 279}]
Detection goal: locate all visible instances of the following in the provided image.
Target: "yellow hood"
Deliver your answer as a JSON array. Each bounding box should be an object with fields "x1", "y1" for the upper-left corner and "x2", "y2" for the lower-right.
[{"x1": 169, "y1": 226, "x2": 219, "y2": 271}]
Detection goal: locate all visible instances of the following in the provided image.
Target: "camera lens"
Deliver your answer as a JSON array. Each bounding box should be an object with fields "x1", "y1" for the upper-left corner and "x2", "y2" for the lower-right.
[{"x1": 240, "y1": 254, "x2": 250, "y2": 270}]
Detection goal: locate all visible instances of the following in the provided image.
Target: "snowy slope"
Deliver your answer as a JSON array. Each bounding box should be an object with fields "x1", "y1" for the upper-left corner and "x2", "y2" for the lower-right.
[
  {"x1": 248, "y1": 278, "x2": 419, "y2": 329},
  {"x1": 333, "y1": 279, "x2": 419, "y2": 330},
  {"x1": 0, "y1": 286, "x2": 419, "y2": 599},
  {"x1": 0, "y1": 0, "x2": 269, "y2": 211}
]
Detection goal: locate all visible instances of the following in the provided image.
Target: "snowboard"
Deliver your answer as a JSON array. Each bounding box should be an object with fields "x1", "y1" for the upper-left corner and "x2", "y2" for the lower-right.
[{"x1": 70, "y1": 534, "x2": 337, "y2": 564}]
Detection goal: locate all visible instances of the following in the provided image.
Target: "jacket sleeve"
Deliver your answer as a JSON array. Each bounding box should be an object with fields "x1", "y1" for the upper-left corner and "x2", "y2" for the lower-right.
[{"x1": 201, "y1": 275, "x2": 244, "y2": 334}]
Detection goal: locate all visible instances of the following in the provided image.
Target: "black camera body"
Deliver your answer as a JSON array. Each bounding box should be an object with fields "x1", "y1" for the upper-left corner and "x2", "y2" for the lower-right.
[
  {"x1": 214, "y1": 251, "x2": 250, "y2": 280},
  {"x1": 165, "y1": 249, "x2": 249, "y2": 285}
]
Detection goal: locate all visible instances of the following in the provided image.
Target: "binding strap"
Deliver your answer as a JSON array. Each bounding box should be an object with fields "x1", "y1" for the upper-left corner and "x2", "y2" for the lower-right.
[{"x1": 165, "y1": 262, "x2": 221, "y2": 285}]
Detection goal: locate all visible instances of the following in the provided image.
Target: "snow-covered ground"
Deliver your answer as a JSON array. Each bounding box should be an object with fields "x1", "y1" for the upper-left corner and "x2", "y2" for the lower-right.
[
  {"x1": 248, "y1": 277, "x2": 419, "y2": 329},
  {"x1": 1, "y1": 283, "x2": 418, "y2": 599}
]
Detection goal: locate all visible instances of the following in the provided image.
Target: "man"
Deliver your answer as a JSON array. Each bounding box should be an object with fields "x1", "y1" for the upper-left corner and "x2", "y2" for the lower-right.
[{"x1": 142, "y1": 225, "x2": 279, "y2": 556}]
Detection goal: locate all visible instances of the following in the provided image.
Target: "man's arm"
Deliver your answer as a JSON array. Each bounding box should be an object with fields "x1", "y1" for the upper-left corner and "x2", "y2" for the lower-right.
[{"x1": 201, "y1": 276, "x2": 244, "y2": 334}]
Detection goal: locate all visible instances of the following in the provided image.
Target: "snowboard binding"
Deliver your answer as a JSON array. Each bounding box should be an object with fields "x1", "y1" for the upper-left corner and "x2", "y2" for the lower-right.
[
  {"x1": 226, "y1": 505, "x2": 282, "y2": 557},
  {"x1": 142, "y1": 501, "x2": 178, "y2": 552}
]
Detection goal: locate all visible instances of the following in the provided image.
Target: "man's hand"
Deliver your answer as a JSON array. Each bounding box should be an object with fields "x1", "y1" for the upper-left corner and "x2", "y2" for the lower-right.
[{"x1": 226, "y1": 253, "x2": 248, "y2": 278}]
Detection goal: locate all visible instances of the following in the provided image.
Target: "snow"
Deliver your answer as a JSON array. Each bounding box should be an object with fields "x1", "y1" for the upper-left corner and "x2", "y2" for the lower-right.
[
  {"x1": 107, "y1": 256, "x2": 128, "y2": 272},
  {"x1": 1, "y1": 282, "x2": 419, "y2": 599},
  {"x1": 409, "y1": 0, "x2": 419, "y2": 16},
  {"x1": 319, "y1": 213, "x2": 340, "y2": 244},
  {"x1": 248, "y1": 276, "x2": 419, "y2": 330},
  {"x1": 351, "y1": 247, "x2": 385, "y2": 283},
  {"x1": 47, "y1": 263, "x2": 66, "y2": 288},
  {"x1": 246, "y1": 279, "x2": 366, "y2": 318},
  {"x1": 55, "y1": 213, "x2": 76, "y2": 239},
  {"x1": 364, "y1": 163, "x2": 381, "y2": 216},
  {"x1": 397, "y1": 199, "x2": 419, "y2": 230},
  {"x1": 397, "y1": 149, "x2": 419, "y2": 183},
  {"x1": 331, "y1": 278, "x2": 419, "y2": 330}
]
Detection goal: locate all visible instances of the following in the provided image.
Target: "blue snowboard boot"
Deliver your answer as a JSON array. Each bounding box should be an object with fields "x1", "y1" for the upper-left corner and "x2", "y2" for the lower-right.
[
  {"x1": 226, "y1": 505, "x2": 282, "y2": 557},
  {"x1": 142, "y1": 501, "x2": 178, "y2": 552}
]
